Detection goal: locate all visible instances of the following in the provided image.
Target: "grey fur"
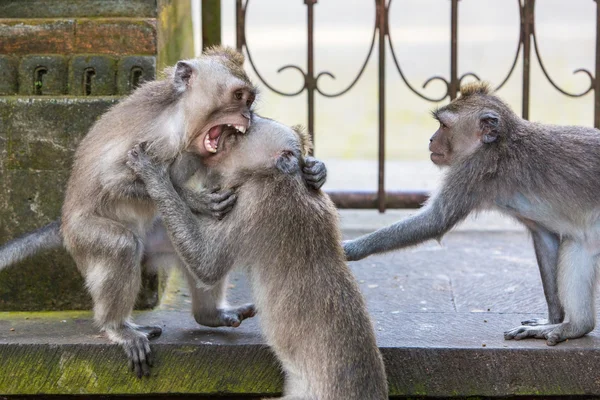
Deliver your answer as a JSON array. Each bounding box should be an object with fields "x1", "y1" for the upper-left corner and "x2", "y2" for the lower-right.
[
  {"x1": 344, "y1": 81, "x2": 600, "y2": 345},
  {"x1": 127, "y1": 115, "x2": 387, "y2": 400},
  {"x1": 0, "y1": 47, "x2": 260, "y2": 377},
  {"x1": 0, "y1": 48, "x2": 327, "y2": 376},
  {"x1": 0, "y1": 220, "x2": 62, "y2": 270}
]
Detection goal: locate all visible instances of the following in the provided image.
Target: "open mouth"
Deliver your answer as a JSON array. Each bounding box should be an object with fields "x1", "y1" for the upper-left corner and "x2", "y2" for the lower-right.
[{"x1": 204, "y1": 123, "x2": 248, "y2": 154}]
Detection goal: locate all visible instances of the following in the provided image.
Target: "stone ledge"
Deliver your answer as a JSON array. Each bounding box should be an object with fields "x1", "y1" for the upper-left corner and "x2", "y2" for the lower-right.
[{"x1": 2, "y1": 309, "x2": 600, "y2": 397}]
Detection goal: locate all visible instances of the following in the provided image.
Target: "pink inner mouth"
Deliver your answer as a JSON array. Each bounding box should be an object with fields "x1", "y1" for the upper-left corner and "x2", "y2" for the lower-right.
[{"x1": 206, "y1": 125, "x2": 223, "y2": 152}]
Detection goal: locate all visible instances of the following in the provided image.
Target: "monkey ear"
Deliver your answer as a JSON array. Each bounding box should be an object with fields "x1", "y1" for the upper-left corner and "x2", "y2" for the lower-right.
[
  {"x1": 479, "y1": 111, "x2": 500, "y2": 144},
  {"x1": 291, "y1": 125, "x2": 313, "y2": 155},
  {"x1": 174, "y1": 61, "x2": 195, "y2": 91}
]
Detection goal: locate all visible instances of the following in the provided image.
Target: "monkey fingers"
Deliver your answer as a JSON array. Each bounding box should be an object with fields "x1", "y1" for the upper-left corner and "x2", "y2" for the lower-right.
[
  {"x1": 503, "y1": 324, "x2": 558, "y2": 342},
  {"x1": 218, "y1": 303, "x2": 257, "y2": 327},
  {"x1": 208, "y1": 188, "x2": 237, "y2": 217},
  {"x1": 123, "y1": 335, "x2": 153, "y2": 378},
  {"x1": 302, "y1": 156, "x2": 327, "y2": 190},
  {"x1": 126, "y1": 144, "x2": 168, "y2": 181}
]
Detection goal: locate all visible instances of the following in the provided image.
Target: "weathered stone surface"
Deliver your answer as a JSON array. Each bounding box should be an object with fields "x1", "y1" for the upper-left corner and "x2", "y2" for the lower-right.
[
  {"x1": 156, "y1": 0, "x2": 194, "y2": 71},
  {"x1": 74, "y1": 18, "x2": 157, "y2": 55},
  {"x1": 116, "y1": 55, "x2": 156, "y2": 95},
  {"x1": 69, "y1": 55, "x2": 118, "y2": 96},
  {"x1": 1, "y1": 97, "x2": 117, "y2": 171},
  {"x1": 0, "y1": 0, "x2": 157, "y2": 18},
  {"x1": 0, "y1": 19, "x2": 75, "y2": 55},
  {"x1": 0, "y1": 98, "x2": 114, "y2": 311},
  {"x1": 0, "y1": 55, "x2": 18, "y2": 95},
  {"x1": 0, "y1": 18, "x2": 156, "y2": 56},
  {"x1": 18, "y1": 55, "x2": 68, "y2": 95}
]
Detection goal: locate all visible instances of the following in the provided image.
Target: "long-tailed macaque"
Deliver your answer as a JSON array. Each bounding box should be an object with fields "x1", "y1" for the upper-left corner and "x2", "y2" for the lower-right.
[
  {"x1": 126, "y1": 115, "x2": 388, "y2": 399},
  {"x1": 344, "y1": 82, "x2": 600, "y2": 346},
  {"x1": 0, "y1": 47, "x2": 327, "y2": 377}
]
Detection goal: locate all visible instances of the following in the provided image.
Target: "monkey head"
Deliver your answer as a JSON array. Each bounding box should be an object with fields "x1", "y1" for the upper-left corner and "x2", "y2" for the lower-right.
[
  {"x1": 202, "y1": 115, "x2": 311, "y2": 178},
  {"x1": 173, "y1": 46, "x2": 257, "y2": 158},
  {"x1": 429, "y1": 82, "x2": 512, "y2": 166}
]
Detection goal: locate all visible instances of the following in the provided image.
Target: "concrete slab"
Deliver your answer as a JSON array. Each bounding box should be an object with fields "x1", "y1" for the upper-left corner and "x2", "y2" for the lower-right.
[{"x1": 1, "y1": 227, "x2": 600, "y2": 397}]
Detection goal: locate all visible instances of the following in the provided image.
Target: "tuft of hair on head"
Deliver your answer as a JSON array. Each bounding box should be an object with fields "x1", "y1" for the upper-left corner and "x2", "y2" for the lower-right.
[
  {"x1": 291, "y1": 125, "x2": 313, "y2": 156},
  {"x1": 458, "y1": 81, "x2": 492, "y2": 98},
  {"x1": 203, "y1": 45, "x2": 245, "y2": 67}
]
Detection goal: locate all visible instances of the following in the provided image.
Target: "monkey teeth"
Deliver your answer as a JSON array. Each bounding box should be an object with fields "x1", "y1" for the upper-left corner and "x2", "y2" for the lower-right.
[
  {"x1": 226, "y1": 124, "x2": 247, "y2": 134},
  {"x1": 235, "y1": 125, "x2": 246, "y2": 133},
  {"x1": 205, "y1": 133, "x2": 218, "y2": 153}
]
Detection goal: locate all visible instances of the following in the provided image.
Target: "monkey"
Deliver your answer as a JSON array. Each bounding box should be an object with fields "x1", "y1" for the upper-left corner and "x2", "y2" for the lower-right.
[
  {"x1": 125, "y1": 115, "x2": 388, "y2": 400},
  {"x1": 0, "y1": 47, "x2": 328, "y2": 377},
  {"x1": 343, "y1": 81, "x2": 600, "y2": 346}
]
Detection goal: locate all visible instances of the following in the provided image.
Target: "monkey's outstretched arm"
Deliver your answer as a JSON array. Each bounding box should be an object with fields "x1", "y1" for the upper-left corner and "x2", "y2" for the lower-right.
[
  {"x1": 343, "y1": 187, "x2": 476, "y2": 261},
  {"x1": 127, "y1": 146, "x2": 233, "y2": 287}
]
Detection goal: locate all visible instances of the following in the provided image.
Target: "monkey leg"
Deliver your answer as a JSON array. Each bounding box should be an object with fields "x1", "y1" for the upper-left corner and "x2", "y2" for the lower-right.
[
  {"x1": 521, "y1": 226, "x2": 564, "y2": 326},
  {"x1": 505, "y1": 239, "x2": 596, "y2": 345},
  {"x1": 77, "y1": 216, "x2": 161, "y2": 377},
  {"x1": 181, "y1": 267, "x2": 256, "y2": 328}
]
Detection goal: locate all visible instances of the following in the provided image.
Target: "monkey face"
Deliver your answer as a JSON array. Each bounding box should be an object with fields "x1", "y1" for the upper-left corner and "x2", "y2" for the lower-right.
[
  {"x1": 429, "y1": 108, "x2": 486, "y2": 166},
  {"x1": 429, "y1": 110, "x2": 455, "y2": 166},
  {"x1": 174, "y1": 48, "x2": 258, "y2": 159}
]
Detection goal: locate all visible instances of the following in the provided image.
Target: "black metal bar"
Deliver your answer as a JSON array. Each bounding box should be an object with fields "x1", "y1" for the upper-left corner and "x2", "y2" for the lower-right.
[
  {"x1": 377, "y1": 0, "x2": 386, "y2": 213},
  {"x1": 595, "y1": 0, "x2": 600, "y2": 128},
  {"x1": 305, "y1": 0, "x2": 316, "y2": 151},
  {"x1": 449, "y1": 0, "x2": 459, "y2": 99},
  {"x1": 327, "y1": 191, "x2": 428, "y2": 209},
  {"x1": 201, "y1": 0, "x2": 221, "y2": 49},
  {"x1": 235, "y1": 0, "x2": 244, "y2": 51},
  {"x1": 521, "y1": 0, "x2": 534, "y2": 120}
]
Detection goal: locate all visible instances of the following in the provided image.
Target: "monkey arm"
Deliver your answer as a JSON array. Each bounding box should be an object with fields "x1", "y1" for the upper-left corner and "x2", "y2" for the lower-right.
[
  {"x1": 127, "y1": 147, "x2": 232, "y2": 287},
  {"x1": 169, "y1": 152, "x2": 237, "y2": 218},
  {"x1": 343, "y1": 188, "x2": 475, "y2": 261}
]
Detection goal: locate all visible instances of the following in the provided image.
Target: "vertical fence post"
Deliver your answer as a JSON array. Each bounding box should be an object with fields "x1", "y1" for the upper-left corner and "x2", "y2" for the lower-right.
[
  {"x1": 594, "y1": 0, "x2": 600, "y2": 128},
  {"x1": 449, "y1": 0, "x2": 459, "y2": 99},
  {"x1": 376, "y1": 0, "x2": 387, "y2": 213},
  {"x1": 305, "y1": 0, "x2": 317, "y2": 153},
  {"x1": 236, "y1": 0, "x2": 244, "y2": 52},
  {"x1": 202, "y1": 0, "x2": 221, "y2": 49},
  {"x1": 521, "y1": 0, "x2": 534, "y2": 120}
]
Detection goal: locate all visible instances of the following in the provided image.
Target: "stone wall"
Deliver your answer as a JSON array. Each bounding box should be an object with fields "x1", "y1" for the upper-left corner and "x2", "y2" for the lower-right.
[{"x1": 0, "y1": 0, "x2": 193, "y2": 310}]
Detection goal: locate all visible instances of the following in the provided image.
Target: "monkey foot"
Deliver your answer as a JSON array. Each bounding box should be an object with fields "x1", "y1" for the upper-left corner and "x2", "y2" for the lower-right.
[
  {"x1": 194, "y1": 303, "x2": 257, "y2": 328},
  {"x1": 504, "y1": 322, "x2": 592, "y2": 346},
  {"x1": 106, "y1": 325, "x2": 155, "y2": 378},
  {"x1": 134, "y1": 324, "x2": 163, "y2": 339}
]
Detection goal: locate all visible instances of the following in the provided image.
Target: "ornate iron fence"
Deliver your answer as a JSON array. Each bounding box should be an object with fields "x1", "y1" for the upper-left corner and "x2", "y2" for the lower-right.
[{"x1": 233, "y1": 0, "x2": 600, "y2": 211}]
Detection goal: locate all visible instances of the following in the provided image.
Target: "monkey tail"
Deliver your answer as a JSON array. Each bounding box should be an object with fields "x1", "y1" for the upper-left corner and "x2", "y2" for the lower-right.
[{"x1": 0, "y1": 219, "x2": 63, "y2": 271}]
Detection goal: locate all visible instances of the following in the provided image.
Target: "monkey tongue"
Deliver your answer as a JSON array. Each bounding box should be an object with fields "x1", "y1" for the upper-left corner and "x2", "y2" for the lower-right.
[{"x1": 205, "y1": 125, "x2": 223, "y2": 153}]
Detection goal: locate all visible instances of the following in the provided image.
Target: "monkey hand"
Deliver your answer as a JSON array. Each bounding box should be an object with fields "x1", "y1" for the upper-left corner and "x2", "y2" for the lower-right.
[
  {"x1": 181, "y1": 187, "x2": 238, "y2": 220},
  {"x1": 126, "y1": 142, "x2": 169, "y2": 183},
  {"x1": 303, "y1": 156, "x2": 327, "y2": 190},
  {"x1": 342, "y1": 239, "x2": 365, "y2": 261}
]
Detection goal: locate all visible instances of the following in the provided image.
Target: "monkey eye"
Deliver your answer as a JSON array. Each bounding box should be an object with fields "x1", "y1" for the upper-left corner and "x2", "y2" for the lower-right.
[
  {"x1": 439, "y1": 122, "x2": 447, "y2": 129},
  {"x1": 234, "y1": 90, "x2": 244, "y2": 101}
]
